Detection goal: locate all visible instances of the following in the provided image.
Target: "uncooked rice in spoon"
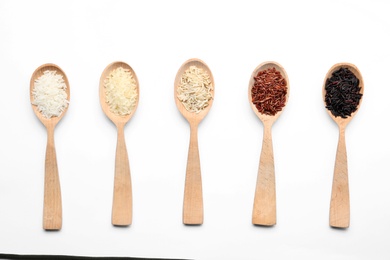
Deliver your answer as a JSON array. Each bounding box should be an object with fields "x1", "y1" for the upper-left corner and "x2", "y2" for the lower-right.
[
  {"x1": 177, "y1": 65, "x2": 213, "y2": 113},
  {"x1": 104, "y1": 67, "x2": 138, "y2": 116},
  {"x1": 32, "y1": 70, "x2": 69, "y2": 119}
]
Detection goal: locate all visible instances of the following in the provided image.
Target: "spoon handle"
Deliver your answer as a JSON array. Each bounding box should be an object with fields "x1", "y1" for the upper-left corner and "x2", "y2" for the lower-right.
[
  {"x1": 183, "y1": 124, "x2": 203, "y2": 225},
  {"x1": 43, "y1": 126, "x2": 62, "y2": 230},
  {"x1": 252, "y1": 123, "x2": 276, "y2": 226},
  {"x1": 112, "y1": 125, "x2": 132, "y2": 226},
  {"x1": 329, "y1": 127, "x2": 350, "y2": 228}
]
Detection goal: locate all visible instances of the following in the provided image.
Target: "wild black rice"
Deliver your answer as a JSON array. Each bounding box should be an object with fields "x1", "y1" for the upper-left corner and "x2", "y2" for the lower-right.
[{"x1": 325, "y1": 67, "x2": 362, "y2": 118}]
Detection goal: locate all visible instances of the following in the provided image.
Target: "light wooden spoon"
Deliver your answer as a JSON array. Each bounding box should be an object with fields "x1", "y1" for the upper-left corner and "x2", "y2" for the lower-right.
[
  {"x1": 248, "y1": 61, "x2": 289, "y2": 226},
  {"x1": 323, "y1": 63, "x2": 364, "y2": 228},
  {"x1": 174, "y1": 58, "x2": 214, "y2": 225},
  {"x1": 99, "y1": 61, "x2": 139, "y2": 226},
  {"x1": 30, "y1": 63, "x2": 70, "y2": 230}
]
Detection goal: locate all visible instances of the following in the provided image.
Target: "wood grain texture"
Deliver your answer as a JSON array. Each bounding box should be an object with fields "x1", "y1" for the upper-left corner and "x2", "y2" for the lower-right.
[
  {"x1": 112, "y1": 124, "x2": 132, "y2": 226},
  {"x1": 43, "y1": 125, "x2": 62, "y2": 230},
  {"x1": 323, "y1": 63, "x2": 364, "y2": 228},
  {"x1": 30, "y1": 63, "x2": 70, "y2": 230},
  {"x1": 248, "y1": 61, "x2": 289, "y2": 226},
  {"x1": 330, "y1": 127, "x2": 349, "y2": 228},
  {"x1": 183, "y1": 124, "x2": 203, "y2": 224},
  {"x1": 174, "y1": 58, "x2": 214, "y2": 225},
  {"x1": 99, "y1": 61, "x2": 139, "y2": 226},
  {"x1": 252, "y1": 123, "x2": 276, "y2": 226}
]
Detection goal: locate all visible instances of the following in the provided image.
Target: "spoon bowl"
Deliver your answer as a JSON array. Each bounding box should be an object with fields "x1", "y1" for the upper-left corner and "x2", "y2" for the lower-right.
[
  {"x1": 30, "y1": 64, "x2": 70, "y2": 127},
  {"x1": 99, "y1": 61, "x2": 139, "y2": 226},
  {"x1": 100, "y1": 61, "x2": 139, "y2": 126},
  {"x1": 248, "y1": 61, "x2": 289, "y2": 124},
  {"x1": 323, "y1": 62, "x2": 364, "y2": 228},
  {"x1": 174, "y1": 58, "x2": 214, "y2": 123},
  {"x1": 323, "y1": 63, "x2": 364, "y2": 127},
  {"x1": 30, "y1": 63, "x2": 70, "y2": 230},
  {"x1": 174, "y1": 58, "x2": 214, "y2": 225},
  {"x1": 248, "y1": 61, "x2": 289, "y2": 226}
]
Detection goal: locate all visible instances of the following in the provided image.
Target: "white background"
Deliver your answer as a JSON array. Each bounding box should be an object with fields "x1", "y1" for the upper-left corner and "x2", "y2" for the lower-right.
[{"x1": 0, "y1": 0, "x2": 389, "y2": 259}]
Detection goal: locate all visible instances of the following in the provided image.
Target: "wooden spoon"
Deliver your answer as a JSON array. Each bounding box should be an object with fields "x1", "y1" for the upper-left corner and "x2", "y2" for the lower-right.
[
  {"x1": 248, "y1": 61, "x2": 289, "y2": 226},
  {"x1": 99, "y1": 61, "x2": 139, "y2": 226},
  {"x1": 323, "y1": 63, "x2": 364, "y2": 228},
  {"x1": 30, "y1": 63, "x2": 70, "y2": 230},
  {"x1": 174, "y1": 58, "x2": 214, "y2": 225}
]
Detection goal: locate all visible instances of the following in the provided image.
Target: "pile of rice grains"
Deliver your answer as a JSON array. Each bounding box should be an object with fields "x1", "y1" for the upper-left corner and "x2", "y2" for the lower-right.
[
  {"x1": 32, "y1": 70, "x2": 69, "y2": 119},
  {"x1": 251, "y1": 67, "x2": 287, "y2": 116},
  {"x1": 324, "y1": 67, "x2": 362, "y2": 118},
  {"x1": 177, "y1": 65, "x2": 213, "y2": 114},
  {"x1": 104, "y1": 67, "x2": 138, "y2": 116}
]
